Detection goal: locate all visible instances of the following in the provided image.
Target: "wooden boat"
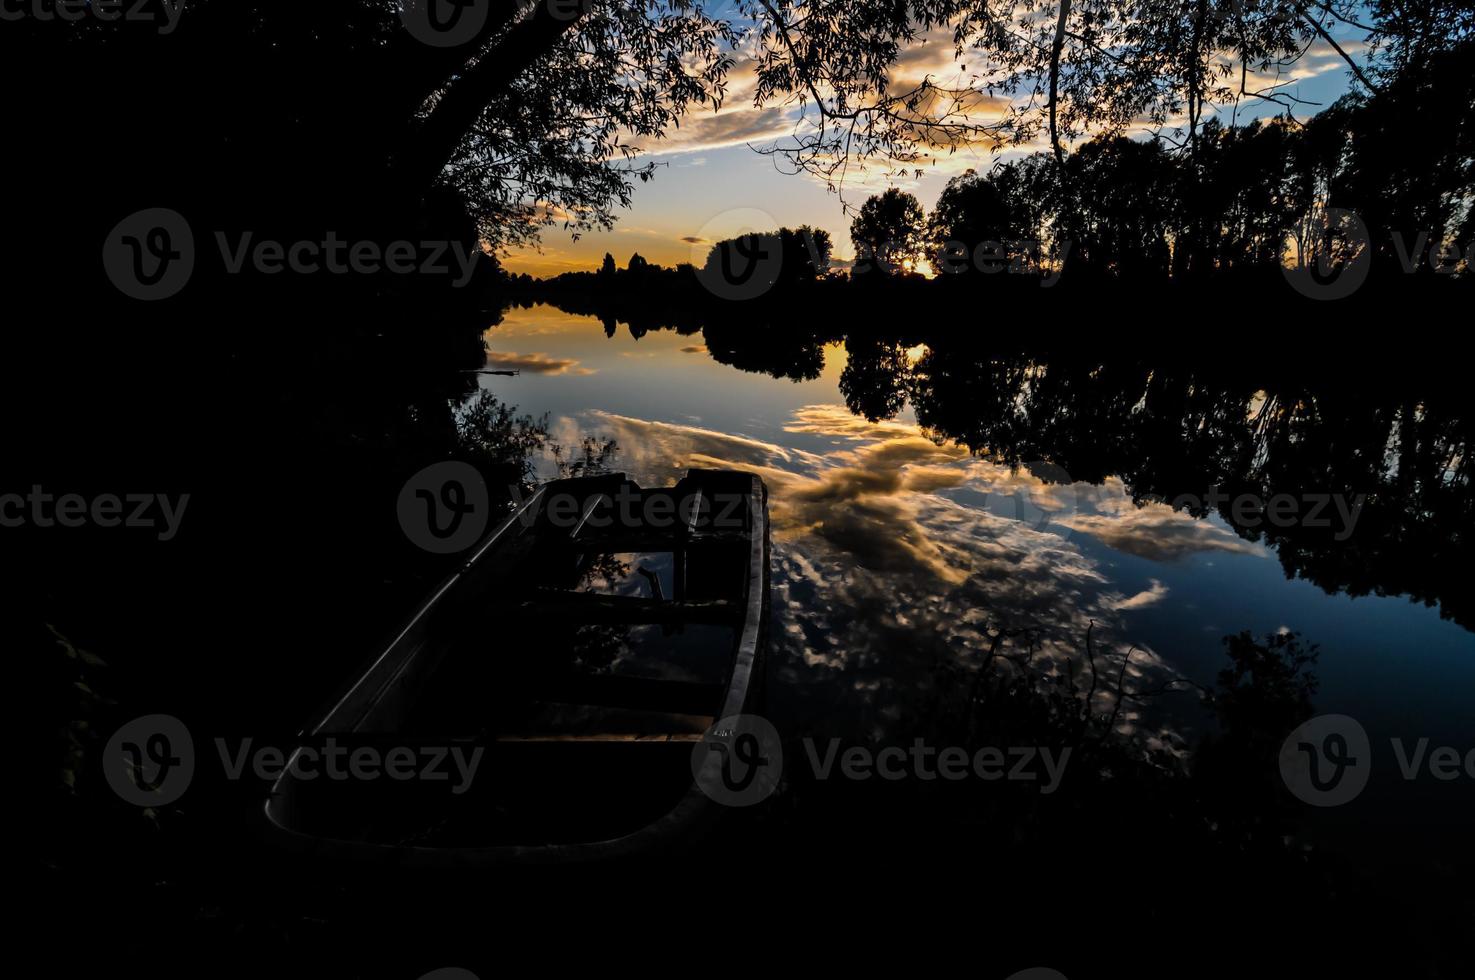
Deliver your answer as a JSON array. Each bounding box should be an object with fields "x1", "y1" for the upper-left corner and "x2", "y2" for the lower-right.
[{"x1": 264, "y1": 469, "x2": 769, "y2": 866}]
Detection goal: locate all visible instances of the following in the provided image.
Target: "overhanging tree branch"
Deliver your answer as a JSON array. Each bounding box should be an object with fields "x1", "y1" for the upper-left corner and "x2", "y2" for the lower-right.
[
  {"x1": 398, "y1": 0, "x2": 527, "y2": 107},
  {"x1": 1048, "y1": 0, "x2": 1073, "y2": 167},
  {"x1": 1298, "y1": 6, "x2": 1382, "y2": 95},
  {"x1": 397, "y1": 3, "x2": 588, "y2": 194}
]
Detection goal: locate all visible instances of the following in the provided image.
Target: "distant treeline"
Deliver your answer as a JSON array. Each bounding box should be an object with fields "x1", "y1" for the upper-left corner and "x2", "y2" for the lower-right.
[{"x1": 518, "y1": 38, "x2": 1471, "y2": 304}]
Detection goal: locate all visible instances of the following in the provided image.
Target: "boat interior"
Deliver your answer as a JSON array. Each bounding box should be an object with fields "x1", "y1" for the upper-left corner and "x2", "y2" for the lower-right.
[{"x1": 274, "y1": 469, "x2": 764, "y2": 849}]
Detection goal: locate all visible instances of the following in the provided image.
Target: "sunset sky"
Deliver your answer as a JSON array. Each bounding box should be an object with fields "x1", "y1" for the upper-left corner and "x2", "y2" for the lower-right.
[{"x1": 502, "y1": 26, "x2": 1370, "y2": 278}]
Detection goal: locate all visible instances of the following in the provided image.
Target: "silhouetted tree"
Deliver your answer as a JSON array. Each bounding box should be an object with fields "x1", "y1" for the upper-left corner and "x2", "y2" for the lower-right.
[
  {"x1": 750, "y1": 0, "x2": 1400, "y2": 185},
  {"x1": 1317, "y1": 41, "x2": 1474, "y2": 276},
  {"x1": 699, "y1": 226, "x2": 832, "y2": 290},
  {"x1": 701, "y1": 320, "x2": 826, "y2": 381},
  {"x1": 925, "y1": 170, "x2": 1024, "y2": 276},
  {"x1": 779, "y1": 226, "x2": 834, "y2": 282},
  {"x1": 1056, "y1": 136, "x2": 1176, "y2": 281},
  {"x1": 1367, "y1": 0, "x2": 1475, "y2": 75},
  {"x1": 991, "y1": 153, "x2": 1062, "y2": 252},
  {"x1": 850, "y1": 189, "x2": 927, "y2": 277},
  {"x1": 14, "y1": 1, "x2": 1458, "y2": 267},
  {"x1": 839, "y1": 338, "x2": 912, "y2": 421}
]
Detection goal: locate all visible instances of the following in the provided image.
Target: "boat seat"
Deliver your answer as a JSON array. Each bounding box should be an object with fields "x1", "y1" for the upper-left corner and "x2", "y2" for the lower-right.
[
  {"x1": 525, "y1": 672, "x2": 726, "y2": 716},
  {"x1": 515, "y1": 590, "x2": 742, "y2": 625},
  {"x1": 553, "y1": 529, "x2": 747, "y2": 554}
]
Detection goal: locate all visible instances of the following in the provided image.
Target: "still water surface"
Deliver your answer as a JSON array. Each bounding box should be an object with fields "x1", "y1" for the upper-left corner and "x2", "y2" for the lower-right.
[{"x1": 473, "y1": 304, "x2": 1473, "y2": 758}]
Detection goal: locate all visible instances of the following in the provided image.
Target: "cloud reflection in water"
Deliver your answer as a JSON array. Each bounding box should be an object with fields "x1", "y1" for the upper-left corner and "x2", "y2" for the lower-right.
[{"x1": 545, "y1": 404, "x2": 1269, "y2": 747}]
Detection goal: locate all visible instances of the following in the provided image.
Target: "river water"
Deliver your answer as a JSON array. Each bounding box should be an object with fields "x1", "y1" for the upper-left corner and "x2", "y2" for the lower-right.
[{"x1": 472, "y1": 304, "x2": 1472, "y2": 782}]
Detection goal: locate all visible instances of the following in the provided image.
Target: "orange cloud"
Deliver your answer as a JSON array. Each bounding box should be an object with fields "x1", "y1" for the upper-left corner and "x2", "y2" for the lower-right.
[{"x1": 483, "y1": 351, "x2": 594, "y2": 375}]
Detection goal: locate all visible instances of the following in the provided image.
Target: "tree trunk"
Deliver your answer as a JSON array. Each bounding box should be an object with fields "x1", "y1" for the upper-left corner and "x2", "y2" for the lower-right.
[{"x1": 1048, "y1": 0, "x2": 1073, "y2": 168}]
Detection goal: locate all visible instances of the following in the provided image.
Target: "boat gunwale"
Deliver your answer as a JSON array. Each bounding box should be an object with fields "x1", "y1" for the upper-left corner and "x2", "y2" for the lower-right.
[{"x1": 263, "y1": 470, "x2": 769, "y2": 867}]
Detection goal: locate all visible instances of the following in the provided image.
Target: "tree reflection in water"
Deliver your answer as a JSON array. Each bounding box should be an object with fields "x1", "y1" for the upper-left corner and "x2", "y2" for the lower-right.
[{"x1": 845, "y1": 340, "x2": 1472, "y2": 631}]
